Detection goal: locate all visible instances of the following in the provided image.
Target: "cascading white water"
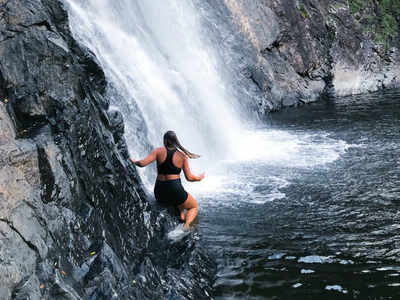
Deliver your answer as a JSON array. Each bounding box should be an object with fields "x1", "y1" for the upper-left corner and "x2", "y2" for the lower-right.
[
  {"x1": 64, "y1": 0, "x2": 243, "y2": 172},
  {"x1": 65, "y1": 0, "x2": 349, "y2": 200}
]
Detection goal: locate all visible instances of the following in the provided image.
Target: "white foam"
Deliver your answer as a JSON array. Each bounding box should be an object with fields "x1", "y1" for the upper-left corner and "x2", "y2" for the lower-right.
[
  {"x1": 285, "y1": 256, "x2": 297, "y2": 260},
  {"x1": 301, "y1": 269, "x2": 315, "y2": 274},
  {"x1": 298, "y1": 255, "x2": 333, "y2": 264},
  {"x1": 181, "y1": 127, "x2": 349, "y2": 208},
  {"x1": 377, "y1": 267, "x2": 394, "y2": 271},
  {"x1": 338, "y1": 259, "x2": 354, "y2": 265},
  {"x1": 188, "y1": 171, "x2": 291, "y2": 206},
  {"x1": 167, "y1": 224, "x2": 190, "y2": 242},
  {"x1": 325, "y1": 285, "x2": 348, "y2": 294},
  {"x1": 388, "y1": 283, "x2": 400, "y2": 287},
  {"x1": 268, "y1": 253, "x2": 286, "y2": 260},
  {"x1": 229, "y1": 129, "x2": 349, "y2": 167}
]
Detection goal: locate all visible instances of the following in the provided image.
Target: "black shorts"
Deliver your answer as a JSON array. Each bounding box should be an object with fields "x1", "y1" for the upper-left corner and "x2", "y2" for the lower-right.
[{"x1": 154, "y1": 179, "x2": 188, "y2": 206}]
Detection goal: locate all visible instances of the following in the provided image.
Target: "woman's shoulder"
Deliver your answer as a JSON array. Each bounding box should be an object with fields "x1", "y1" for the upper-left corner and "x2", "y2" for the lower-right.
[
  {"x1": 176, "y1": 150, "x2": 187, "y2": 160},
  {"x1": 153, "y1": 147, "x2": 165, "y2": 155}
]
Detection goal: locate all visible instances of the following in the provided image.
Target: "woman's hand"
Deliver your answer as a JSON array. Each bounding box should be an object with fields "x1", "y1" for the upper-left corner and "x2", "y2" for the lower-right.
[
  {"x1": 129, "y1": 157, "x2": 137, "y2": 164},
  {"x1": 198, "y1": 172, "x2": 205, "y2": 181}
]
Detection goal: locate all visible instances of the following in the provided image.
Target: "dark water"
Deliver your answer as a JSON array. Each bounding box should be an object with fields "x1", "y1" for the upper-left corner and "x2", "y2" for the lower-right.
[{"x1": 198, "y1": 89, "x2": 400, "y2": 299}]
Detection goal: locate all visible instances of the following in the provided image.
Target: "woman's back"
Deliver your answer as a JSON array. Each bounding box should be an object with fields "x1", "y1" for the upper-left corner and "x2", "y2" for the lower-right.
[
  {"x1": 157, "y1": 147, "x2": 183, "y2": 174},
  {"x1": 156, "y1": 147, "x2": 185, "y2": 181}
]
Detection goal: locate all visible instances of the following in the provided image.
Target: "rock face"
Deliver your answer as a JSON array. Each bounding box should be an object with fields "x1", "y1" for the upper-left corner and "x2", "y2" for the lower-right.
[
  {"x1": 0, "y1": 0, "x2": 214, "y2": 299},
  {"x1": 205, "y1": 0, "x2": 400, "y2": 113}
]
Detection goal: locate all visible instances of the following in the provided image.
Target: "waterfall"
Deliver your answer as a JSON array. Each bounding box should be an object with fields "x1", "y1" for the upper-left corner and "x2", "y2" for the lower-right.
[
  {"x1": 64, "y1": 0, "x2": 349, "y2": 195},
  {"x1": 64, "y1": 0, "x2": 249, "y2": 184}
]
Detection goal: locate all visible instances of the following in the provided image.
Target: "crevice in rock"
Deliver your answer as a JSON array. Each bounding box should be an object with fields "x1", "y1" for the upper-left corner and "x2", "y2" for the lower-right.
[
  {"x1": 322, "y1": 23, "x2": 336, "y2": 97},
  {"x1": 262, "y1": 39, "x2": 281, "y2": 55},
  {"x1": 0, "y1": 218, "x2": 40, "y2": 255},
  {"x1": 5, "y1": 96, "x2": 48, "y2": 139},
  {"x1": 296, "y1": 70, "x2": 309, "y2": 79},
  {"x1": 14, "y1": 20, "x2": 54, "y2": 35},
  {"x1": 0, "y1": 35, "x2": 15, "y2": 43},
  {"x1": 260, "y1": 40, "x2": 281, "y2": 57},
  {"x1": 0, "y1": 69, "x2": 6, "y2": 100},
  {"x1": 249, "y1": 72, "x2": 263, "y2": 91},
  {"x1": 37, "y1": 145, "x2": 56, "y2": 204},
  {"x1": 29, "y1": 20, "x2": 54, "y2": 32}
]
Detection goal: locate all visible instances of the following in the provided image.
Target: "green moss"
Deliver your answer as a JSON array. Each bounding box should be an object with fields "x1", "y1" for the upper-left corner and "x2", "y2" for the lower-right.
[
  {"x1": 375, "y1": 32, "x2": 386, "y2": 43},
  {"x1": 348, "y1": 0, "x2": 400, "y2": 48},
  {"x1": 382, "y1": 14, "x2": 398, "y2": 38},
  {"x1": 349, "y1": 0, "x2": 364, "y2": 14},
  {"x1": 298, "y1": 3, "x2": 310, "y2": 19}
]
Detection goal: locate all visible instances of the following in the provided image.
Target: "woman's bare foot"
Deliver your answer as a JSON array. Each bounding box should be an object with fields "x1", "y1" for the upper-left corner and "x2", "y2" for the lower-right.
[{"x1": 178, "y1": 193, "x2": 198, "y2": 228}]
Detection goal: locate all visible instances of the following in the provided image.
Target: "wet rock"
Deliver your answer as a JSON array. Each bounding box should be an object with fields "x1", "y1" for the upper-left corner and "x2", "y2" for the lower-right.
[
  {"x1": 11, "y1": 275, "x2": 42, "y2": 300},
  {"x1": 37, "y1": 141, "x2": 72, "y2": 205},
  {"x1": 224, "y1": 0, "x2": 281, "y2": 51},
  {"x1": 107, "y1": 109, "x2": 129, "y2": 159},
  {"x1": 0, "y1": 0, "x2": 215, "y2": 299},
  {"x1": 0, "y1": 102, "x2": 50, "y2": 296},
  {"x1": 0, "y1": 221, "x2": 38, "y2": 299}
]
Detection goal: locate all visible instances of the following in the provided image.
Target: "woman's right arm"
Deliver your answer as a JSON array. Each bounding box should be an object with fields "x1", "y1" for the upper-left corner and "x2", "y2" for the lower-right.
[
  {"x1": 130, "y1": 148, "x2": 158, "y2": 167},
  {"x1": 182, "y1": 156, "x2": 204, "y2": 182}
]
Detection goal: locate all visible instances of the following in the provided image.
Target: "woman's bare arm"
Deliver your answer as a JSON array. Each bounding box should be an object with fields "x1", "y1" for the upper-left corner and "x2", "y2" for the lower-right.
[
  {"x1": 182, "y1": 156, "x2": 205, "y2": 182},
  {"x1": 130, "y1": 148, "x2": 158, "y2": 167}
]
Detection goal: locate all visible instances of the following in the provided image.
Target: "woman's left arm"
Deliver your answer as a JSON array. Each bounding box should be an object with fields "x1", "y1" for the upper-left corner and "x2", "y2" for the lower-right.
[{"x1": 130, "y1": 148, "x2": 158, "y2": 167}]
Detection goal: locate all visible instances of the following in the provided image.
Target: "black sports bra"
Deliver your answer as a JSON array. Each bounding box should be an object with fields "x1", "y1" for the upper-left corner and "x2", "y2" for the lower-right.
[{"x1": 157, "y1": 148, "x2": 181, "y2": 175}]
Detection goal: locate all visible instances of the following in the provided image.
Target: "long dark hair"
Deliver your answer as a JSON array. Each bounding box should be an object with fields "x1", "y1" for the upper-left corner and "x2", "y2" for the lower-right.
[{"x1": 163, "y1": 130, "x2": 200, "y2": 159}]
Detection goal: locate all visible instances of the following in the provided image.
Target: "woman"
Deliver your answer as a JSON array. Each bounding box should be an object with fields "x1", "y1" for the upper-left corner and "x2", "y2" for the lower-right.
[{"x1": 129, "y1": 131, "x2": 204, "y2": 229}]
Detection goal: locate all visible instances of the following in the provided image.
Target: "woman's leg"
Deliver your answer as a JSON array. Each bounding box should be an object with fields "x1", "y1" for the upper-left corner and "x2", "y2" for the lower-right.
[{"x1": 178, "y1": 193, "x2": 198, "y2": 229}]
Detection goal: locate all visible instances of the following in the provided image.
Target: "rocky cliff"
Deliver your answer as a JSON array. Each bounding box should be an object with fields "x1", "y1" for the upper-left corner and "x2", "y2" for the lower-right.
[
  {"x1": 204, "y1": 0, "x2": 400, "y2": 113},
  {"x1": 0, "y1": 0, "x2": 214, "y2": 299}
]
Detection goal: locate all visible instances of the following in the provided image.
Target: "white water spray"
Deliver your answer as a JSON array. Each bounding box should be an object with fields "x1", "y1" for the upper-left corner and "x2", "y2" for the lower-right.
[{"x1": 65, "y1": 0, "x2": 349, "y2": 201}]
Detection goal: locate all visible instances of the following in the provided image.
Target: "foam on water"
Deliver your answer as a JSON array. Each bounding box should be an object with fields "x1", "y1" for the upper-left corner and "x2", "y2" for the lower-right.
[
  {"x1": 325, "y1": 285, "x2": 348, "y2": 294},
  {"x1": 187, "y1": 128, "x2": 349, "y2": 205},
  {"x1": 167, "y1": 224, "x2": 191, "y2": 242},
  {"x1": 228, "y1": 129, "x2": 349, "y2": 165},
  {"x1": 298, "y1": 256, "x2": 333, "y2": 264},
  {"x1": 301, "y1": 269, "x2": 315, "y2": 274}
]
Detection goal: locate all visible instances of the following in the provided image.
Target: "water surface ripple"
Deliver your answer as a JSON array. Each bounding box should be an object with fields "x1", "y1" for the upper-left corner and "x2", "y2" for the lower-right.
[{"x1": 198, "y1": 89, "x2": 400, "y2": 299}]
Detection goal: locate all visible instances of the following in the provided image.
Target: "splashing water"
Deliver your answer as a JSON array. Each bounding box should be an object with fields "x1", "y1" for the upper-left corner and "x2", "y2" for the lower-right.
[{"x1": 64, "y1": 0, "x2": 348, "y2": 197}]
